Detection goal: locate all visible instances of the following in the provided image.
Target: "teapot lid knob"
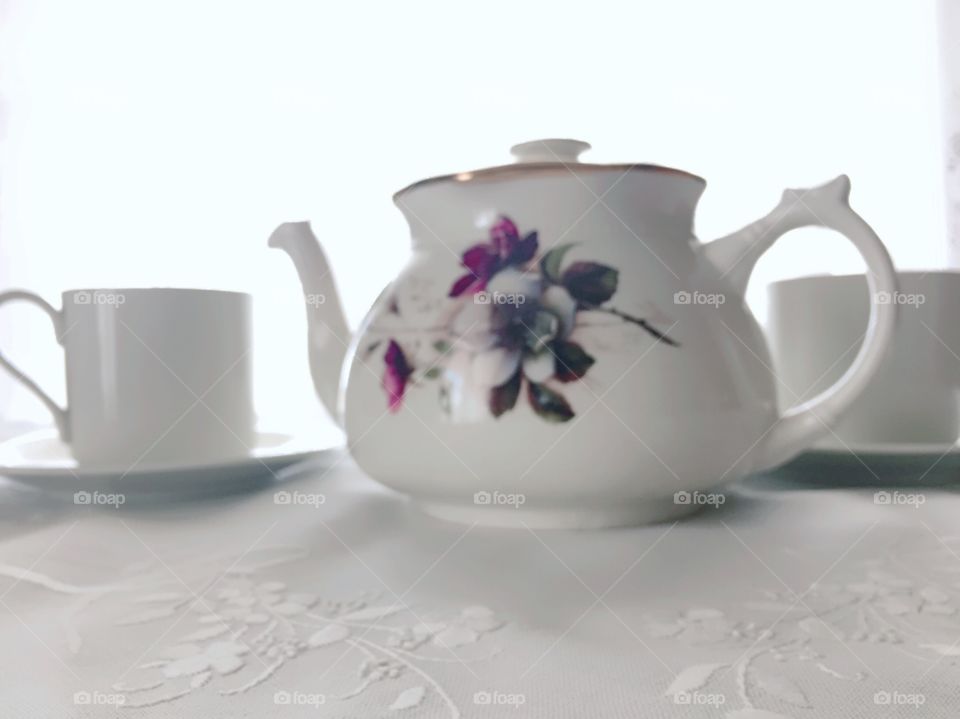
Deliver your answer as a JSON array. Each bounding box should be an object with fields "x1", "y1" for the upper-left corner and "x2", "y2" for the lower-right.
[{"x1": 510, "y1": 138, "x2": 591, "y2": 164}]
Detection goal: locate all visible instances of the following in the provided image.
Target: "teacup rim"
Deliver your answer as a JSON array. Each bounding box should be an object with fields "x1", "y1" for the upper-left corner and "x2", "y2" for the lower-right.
[
  {"x1": 768, "y1": 269, "x2": 960, "y2": 289},
  {"x1": 60, "y1": 287, "x2": 251, "y2": 299}
]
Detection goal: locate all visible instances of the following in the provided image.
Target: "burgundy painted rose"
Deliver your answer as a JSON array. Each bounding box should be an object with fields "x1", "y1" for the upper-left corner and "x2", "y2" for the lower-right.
[
  {"x1": 448, "y1": 216, "x2": 538, "y2": 297},
  {"x1": 382, "y1": 340, "x2": 413, "y2": 412}
]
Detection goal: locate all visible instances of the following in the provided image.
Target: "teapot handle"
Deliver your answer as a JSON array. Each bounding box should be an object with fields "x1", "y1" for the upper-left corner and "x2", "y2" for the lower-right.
[{"x1": 703, "y1": 175, "x2": 899, "y2": 471}]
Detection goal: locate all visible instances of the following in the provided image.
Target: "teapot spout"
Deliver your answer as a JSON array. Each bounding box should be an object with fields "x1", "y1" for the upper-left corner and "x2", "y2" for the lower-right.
[{"x1": 268, "y1": 221, "x2": 350, "y2": 425}]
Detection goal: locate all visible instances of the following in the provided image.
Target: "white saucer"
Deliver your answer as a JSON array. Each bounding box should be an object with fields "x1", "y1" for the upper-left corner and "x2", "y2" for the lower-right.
[
  {"x1": 0, "y1": 428, "x2": 343, "y2": 496},
  {"x1": 772, "y1": 440, "x2": 960, "y2": 486},
  {"x1": 813, "y1": 440, "x2": 960, "y2": 456}
]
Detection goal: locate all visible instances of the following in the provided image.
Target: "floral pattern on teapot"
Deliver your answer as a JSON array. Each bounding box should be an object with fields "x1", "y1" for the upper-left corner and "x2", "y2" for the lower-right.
[{"x1": 381, "y1": 216, "x2": 679, "y2": 422}]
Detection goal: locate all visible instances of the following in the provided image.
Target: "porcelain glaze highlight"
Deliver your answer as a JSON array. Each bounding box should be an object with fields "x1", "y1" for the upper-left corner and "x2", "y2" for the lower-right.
[{"x1": 270, "y1": 139, "x2": 900, "y2": 528}]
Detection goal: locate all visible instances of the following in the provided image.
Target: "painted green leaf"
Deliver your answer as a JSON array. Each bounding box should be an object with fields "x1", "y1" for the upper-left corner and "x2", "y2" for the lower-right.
[
  {"x1": 539, "y1": 243, "x2": 576, "y2": 284},
  {"x1": 561, "y1": 261, "x2": 619, "y2": 305},
  {"x1": 552, "y1": 340, "x2": 595, "y2": 382},
  {"x1": 527, "y1": 382, "x2": 575, "y2": 423},
  {"x1": 489, "y1": 370, "x2": 522, "y2": 418}
]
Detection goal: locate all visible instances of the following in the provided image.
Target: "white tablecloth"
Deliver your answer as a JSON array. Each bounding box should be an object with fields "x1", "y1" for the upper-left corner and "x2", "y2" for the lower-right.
[{"x1": 0, "y1": 450, "x2": 958, "y2": 718}]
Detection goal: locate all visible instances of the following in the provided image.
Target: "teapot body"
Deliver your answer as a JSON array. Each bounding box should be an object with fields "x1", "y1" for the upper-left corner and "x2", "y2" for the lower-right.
[
  {"x1": 271, "y1": 140, "x2": 898, "y2": 529},
  {"x1": 340, "y1": 168, "x2": 777, "y2": 527}
]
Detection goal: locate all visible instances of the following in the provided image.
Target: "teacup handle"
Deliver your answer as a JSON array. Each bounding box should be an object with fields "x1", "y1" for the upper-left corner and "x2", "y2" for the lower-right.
[
  {"x1": 704, "y1": 175, "x2": 899, "y2": 471},
  {"x1": 0, "y1": 291, "x2": 70, "y2": 440}
]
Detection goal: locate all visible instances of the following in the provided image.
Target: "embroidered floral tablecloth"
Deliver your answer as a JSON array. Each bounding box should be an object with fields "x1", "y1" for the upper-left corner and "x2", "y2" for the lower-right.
[{"x1": 0, "y1": 456, "x2": 957, "y2": 718}]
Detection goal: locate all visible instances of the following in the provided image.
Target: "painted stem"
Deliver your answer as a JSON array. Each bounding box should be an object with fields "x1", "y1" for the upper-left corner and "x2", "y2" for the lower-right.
[{"x1": 593, "y1": 306, "x2": 680, "y2": 346}]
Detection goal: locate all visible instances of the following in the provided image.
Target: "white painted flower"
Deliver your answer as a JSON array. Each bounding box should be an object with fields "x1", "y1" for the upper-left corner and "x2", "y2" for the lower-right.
[
  {"x1": 472, "y1": 347, "x2": 522, "y2": 387},
  {"x1": 450, "y1": 301, "x2": 497, "y2": 352},
  {"x1": 441, "y1": 269, "x2": 580, "y2": 423},
  {"x1": 485, "y1": 267, "x2": 542, "y2": 301},
  {"x1": 539, "y1": 285, "x2": 577, "y2": 337},
  {"x1": 522, "y1": 352, "x2": 554, "y2": 383}
]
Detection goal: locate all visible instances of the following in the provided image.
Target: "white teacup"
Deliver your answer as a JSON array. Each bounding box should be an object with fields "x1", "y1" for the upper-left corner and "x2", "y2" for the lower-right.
[
  {"x1": 0, "y1": 288, "x2": 254, "y2": 468},
  {"x1": 768, "y1": 271, "x2": 960, "y2": 448}
]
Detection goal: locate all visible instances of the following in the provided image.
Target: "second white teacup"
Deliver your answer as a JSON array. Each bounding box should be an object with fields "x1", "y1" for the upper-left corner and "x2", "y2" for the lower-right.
[
  {"x1": 768, "y1": 271, "x2": 960, "y2": 448},
  {"x1": 0, "y1": 288, "x2": 254, "y2": 469}
]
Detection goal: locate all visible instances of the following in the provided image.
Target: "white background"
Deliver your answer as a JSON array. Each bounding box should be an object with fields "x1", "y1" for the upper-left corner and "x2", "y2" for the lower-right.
[{"x1": 0, "y1": 0, "x2": 948, "y2": 432}]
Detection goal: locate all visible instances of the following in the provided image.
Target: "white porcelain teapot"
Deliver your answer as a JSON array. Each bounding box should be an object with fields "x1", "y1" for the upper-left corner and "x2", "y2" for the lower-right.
[{"x1": 270, "y1": 139, "x2": 898, "y2": 528}]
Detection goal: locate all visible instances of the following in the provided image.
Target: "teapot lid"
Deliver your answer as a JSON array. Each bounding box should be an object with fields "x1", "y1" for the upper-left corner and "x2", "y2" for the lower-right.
[{"x1": 393, "y1": 138, "x2": 704, "y2": 202}]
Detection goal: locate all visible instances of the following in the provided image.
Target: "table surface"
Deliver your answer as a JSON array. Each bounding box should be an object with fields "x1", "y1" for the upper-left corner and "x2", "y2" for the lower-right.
[{"x1": 0, "y1": 440, "x2": 957, "y2": 718}]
